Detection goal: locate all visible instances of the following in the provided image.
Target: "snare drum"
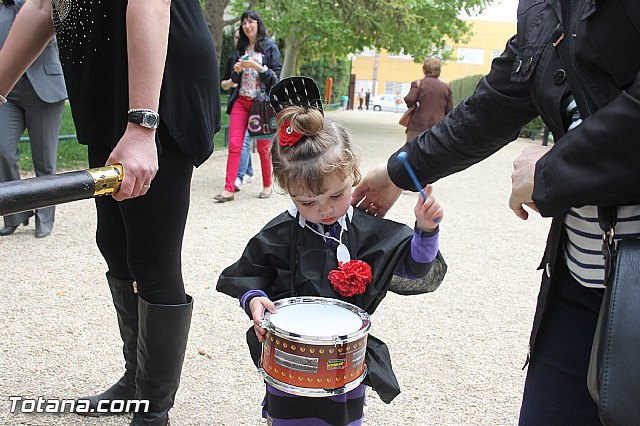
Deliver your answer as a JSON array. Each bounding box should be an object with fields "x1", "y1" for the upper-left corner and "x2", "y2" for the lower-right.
[{"x1": 259, "y1": 296, "x2": 371, "y2": 397}]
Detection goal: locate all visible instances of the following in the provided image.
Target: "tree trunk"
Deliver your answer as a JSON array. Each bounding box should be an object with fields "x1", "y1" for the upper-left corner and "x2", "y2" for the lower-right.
[
  {"x1": 204, "y1": 0, "x2": 228, "y2": 65},
  {"x1": 280, "y1": 35, "x2": 301, "y2": 79}
]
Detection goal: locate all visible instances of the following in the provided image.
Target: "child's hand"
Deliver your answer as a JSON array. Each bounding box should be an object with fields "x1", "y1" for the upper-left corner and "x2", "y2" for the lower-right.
[
  {"x1": 414, "y1": 184, "x2": 444, "y2": 232},
  {"x1": 249, "y1": 296, "x2": 276, "y2": 342}
]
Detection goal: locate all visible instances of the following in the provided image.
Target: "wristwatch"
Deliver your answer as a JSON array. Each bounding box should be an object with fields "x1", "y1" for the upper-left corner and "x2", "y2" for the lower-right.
[{"x1": 128, "y1": 109, "x2": 160, "y2": 129}]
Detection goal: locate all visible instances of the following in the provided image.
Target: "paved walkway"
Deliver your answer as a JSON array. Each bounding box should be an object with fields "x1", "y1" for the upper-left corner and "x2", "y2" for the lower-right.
[{"x1": 0, "y1": 110, "x2": 552, "y2": 425}]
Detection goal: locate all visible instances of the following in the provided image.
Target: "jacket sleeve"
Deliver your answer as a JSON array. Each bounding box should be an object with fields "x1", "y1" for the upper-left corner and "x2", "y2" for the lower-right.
[
  {"x1": 445, "y1": 85, "x2": 453, "y2": 114},
  {"x1": 230, "y1": 50, "x2": 242, "y2": 84},
  {"x1": 259, "y1": 39, "x2": 281, "y2": 89},
  {"x1": 533, "y1": 71, "x2": 640, "y2": 217},
  {"x1": 388, "y1": 36, "x2": 539, "y2": 190},
  {"x1": 404, "y1": 80, "x2": 419, "y2": 107}
]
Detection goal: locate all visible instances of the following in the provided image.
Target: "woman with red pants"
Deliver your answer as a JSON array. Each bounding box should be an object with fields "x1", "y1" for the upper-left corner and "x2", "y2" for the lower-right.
[{"x1": 215, "y1": 10, "x2": 281, "y2": 202}]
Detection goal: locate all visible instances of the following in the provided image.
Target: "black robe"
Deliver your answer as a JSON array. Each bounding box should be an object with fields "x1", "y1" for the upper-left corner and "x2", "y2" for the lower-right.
[{"x1": 217, "y1": 207, "x2": 419, "y2": 403}]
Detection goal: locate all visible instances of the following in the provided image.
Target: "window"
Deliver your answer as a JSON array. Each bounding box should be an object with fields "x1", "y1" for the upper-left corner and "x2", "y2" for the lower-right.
[{"x1": 456, "y1": 47, "x2": 484, "y2": 65}]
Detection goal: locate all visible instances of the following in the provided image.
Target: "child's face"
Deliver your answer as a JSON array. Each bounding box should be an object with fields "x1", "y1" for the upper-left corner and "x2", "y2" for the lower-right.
[{"x1": 291, "y1": 172, "x2": 353, "y2": 225}]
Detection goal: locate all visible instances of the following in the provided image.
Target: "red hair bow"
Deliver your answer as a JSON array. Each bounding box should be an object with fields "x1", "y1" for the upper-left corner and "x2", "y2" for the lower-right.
[{"x1": 279, "y1": 120, "x2": 303, "y2": 147}]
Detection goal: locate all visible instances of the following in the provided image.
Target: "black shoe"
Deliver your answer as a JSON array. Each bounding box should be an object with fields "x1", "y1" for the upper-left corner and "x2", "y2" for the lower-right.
[
  {"x1": 0, "y1": 218, "x2": 30, "y2": 236},
  {"x1": 35, "y1": 229, "x2": 52, "y2": 239}
]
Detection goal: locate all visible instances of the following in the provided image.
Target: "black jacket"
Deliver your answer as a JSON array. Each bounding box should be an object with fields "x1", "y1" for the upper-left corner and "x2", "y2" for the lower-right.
[
  {"x1": 387, "y1": 0, "x2": 640, "y2": 357},
  {"x1": 226, "y1": 37, "x2": 281, "y2": 114}
]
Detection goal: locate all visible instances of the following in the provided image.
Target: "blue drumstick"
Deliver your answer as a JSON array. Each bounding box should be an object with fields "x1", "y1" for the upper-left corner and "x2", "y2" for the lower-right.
[
  {"x1": 396, "y1": 151, "x2": 440, "y2": 223},
  {"x1": 397, "y1": 151, "x2": 427, "y2": 200}
]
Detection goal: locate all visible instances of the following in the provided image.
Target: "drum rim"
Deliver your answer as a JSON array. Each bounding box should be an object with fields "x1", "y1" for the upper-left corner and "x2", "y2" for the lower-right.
[
  {"x1": 262, "y1": 296, "x2": 371, "y2": 344},
  {"x1": 259, "y1": 366, "x2": 368, "y2": 397}
]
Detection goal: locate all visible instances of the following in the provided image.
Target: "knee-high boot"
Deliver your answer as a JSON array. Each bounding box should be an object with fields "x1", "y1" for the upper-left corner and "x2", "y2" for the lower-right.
[
  {"x1": 131, "y1": 295, "x2": 193, "y2": 425},
  {"x1": 78, "y1": 274, "x2": 138, "y2": 416}
]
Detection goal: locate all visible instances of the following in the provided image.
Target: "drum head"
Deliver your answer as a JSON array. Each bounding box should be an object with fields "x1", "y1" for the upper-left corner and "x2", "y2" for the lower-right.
[{"x1": 264, "y1": 297, "x2": 370, "y2": 343}]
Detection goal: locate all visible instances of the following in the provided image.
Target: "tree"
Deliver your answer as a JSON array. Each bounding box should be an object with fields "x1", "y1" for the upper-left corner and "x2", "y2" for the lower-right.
[{"x1": 240, "y1": 0, "x2": 492, "y2": 78}]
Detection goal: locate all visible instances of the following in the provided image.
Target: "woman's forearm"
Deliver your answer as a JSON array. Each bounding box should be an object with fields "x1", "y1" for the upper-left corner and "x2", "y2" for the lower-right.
[{"x1": 126, "y1": 0, "x2": 171, "y2": 112}]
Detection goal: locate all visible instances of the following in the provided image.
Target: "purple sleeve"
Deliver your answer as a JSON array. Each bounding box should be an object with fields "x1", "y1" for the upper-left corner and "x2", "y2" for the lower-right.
[
  {"x1": 395, "y1": 227, "x2": 439, "y2": 279},
  {"x1": 240, "y1": 289, "x2": 269, "y2": 317}
]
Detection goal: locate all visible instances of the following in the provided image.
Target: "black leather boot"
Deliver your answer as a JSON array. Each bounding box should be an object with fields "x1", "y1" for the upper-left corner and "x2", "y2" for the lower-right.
[
  {"x1": 130, "y1": 295, "x2": 193, "y2": 425},
  {"x1": 77, "y1": 274, "x2": 138, "y2": 416}
]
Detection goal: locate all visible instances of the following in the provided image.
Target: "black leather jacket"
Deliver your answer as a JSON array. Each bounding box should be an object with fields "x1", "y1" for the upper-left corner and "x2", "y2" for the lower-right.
[{"x1": 387, "y1": 0, "x2": 640, "y2": 359}]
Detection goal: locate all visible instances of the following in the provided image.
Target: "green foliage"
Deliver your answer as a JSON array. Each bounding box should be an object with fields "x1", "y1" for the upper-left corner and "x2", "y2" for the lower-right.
[
  {"x1": 300, "y1": 56, "x2": 351, "y2": 106},
  {"x1": 219, "y1": 27, "x2": 236, "y2": 84},
  {"x1": 520, "y1": 116, "x2": 546, "y2": 139},
  {"x1": 450, "y1": 74, "x2": 483, "y2": 106},
  {"x1": 235, "y1": 0, "x2": 492, "y2": 76}
]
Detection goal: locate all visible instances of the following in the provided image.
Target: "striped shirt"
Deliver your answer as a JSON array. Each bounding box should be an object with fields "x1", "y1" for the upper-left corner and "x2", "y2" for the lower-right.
[{"x1": 562, "y1": 99, "x2": 640, "y2": 287}]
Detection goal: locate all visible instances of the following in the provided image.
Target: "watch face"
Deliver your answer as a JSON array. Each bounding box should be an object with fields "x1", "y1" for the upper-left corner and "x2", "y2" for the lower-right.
[{"x1": 142, "y1": 113, "x2": 159, "y2": 128}]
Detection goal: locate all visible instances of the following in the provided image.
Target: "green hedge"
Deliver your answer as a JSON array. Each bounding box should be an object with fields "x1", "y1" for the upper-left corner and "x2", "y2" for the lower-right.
[
  {"x1": 19, "y1": 97, "x2": 230, "y2": 172},
  {"x1": 449, "y1": 74, "x2": 546, "y2": 140}
]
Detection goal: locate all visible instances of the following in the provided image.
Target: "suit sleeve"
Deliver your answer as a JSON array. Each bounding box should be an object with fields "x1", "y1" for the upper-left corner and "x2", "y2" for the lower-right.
[{"x1": 404, "y1": 81, "x2": 419, "y2": 107}]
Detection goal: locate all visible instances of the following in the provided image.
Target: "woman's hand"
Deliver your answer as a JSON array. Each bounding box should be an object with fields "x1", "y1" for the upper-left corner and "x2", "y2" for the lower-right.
[
  {"x1": 351, "y1": 162, "x2": 403, "y2": 217},
  {"x1": 106, "y1": 124, "x2": 158, "y2": 201},
  {"x1": 414, "y1": 185, "x2": 443, "y2": 231},
  {"x1": 238, "y1": 57, "x2": 263, "y2": 71},
  {"x1": 249, "y1": 296, "x2": 276, "y2": 342}
]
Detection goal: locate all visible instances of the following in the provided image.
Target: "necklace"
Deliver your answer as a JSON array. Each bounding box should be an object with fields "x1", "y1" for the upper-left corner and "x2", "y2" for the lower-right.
[{"x1": 304, "y1": 223, "x2": 351, "y2": 264}]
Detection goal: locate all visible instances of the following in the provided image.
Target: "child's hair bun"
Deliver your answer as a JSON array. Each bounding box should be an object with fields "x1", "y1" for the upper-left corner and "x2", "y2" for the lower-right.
[{"x1": 277, "y1": 106, "x2": 324, "y2": 137}]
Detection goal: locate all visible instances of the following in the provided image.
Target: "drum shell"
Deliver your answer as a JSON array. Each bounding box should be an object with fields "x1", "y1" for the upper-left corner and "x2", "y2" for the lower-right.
[{"x1": 260, "y1": 329, "x2": 368, "y2": 391}]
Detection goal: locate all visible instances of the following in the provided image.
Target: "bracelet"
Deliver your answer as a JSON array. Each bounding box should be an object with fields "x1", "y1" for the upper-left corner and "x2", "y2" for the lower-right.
[{"x1": 0, "y1": 93, "x2": 7, "y2": 104}]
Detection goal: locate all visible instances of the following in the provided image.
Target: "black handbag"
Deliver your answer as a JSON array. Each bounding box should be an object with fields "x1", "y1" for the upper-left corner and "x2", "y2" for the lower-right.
[
  {"x1": 247, "y1": 90, "x2": 276, "y2": 137},
  {"x1": 586, "y1": 207, "x2": 640, "y2": 425}
]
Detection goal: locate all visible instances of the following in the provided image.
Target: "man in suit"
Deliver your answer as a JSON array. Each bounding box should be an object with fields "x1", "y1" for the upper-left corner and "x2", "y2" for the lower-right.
[{"x1": 0, "y1": 0, "x2": 67, "y2": 238}]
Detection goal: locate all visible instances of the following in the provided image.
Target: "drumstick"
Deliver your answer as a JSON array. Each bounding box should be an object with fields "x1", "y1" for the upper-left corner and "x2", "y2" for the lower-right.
[
  {"x1": 396, "y1": 151, "x2": 440, "y2": 223},
  {"x1": 0, "y1": 164, "x2": 123, "y2": 216}
]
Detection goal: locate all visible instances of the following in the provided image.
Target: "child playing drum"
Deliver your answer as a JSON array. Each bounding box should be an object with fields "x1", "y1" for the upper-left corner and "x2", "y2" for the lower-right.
[{"x1": 217, "y1": 77, "x2": 446, "y2": 426}]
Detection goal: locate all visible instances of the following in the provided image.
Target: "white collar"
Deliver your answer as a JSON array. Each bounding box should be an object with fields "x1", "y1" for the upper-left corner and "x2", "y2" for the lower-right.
[{"x1": 287, "y1": 204, "x2": 353, "y2": 231}]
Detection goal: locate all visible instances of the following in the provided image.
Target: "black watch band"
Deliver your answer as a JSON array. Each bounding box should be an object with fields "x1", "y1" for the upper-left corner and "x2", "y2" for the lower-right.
[{"x1": 128, "y1": 109, "x2": 159, "y2": 129}]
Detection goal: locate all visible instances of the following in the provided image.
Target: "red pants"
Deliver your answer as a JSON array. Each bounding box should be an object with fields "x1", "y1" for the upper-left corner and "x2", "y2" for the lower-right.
[{"x1": 225, "y1": 95, "x2": 272, "y2": 192}]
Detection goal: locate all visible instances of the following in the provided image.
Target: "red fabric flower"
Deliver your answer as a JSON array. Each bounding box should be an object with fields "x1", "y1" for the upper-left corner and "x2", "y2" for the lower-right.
[
  {"x1": 328, "y1": 260, "x2": 373, "y2": 297},
  {"x1": 279, "y1": 120, "x2": 303, "y2": 147}
]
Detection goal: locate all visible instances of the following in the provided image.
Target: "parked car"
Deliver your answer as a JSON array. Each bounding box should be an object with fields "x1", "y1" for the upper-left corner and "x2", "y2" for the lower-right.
[{"x1": 370, "y1": 94, "x2": 408, "y2": 112}]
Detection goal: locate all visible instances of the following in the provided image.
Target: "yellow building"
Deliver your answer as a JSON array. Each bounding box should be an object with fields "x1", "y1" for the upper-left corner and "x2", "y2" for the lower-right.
[{"x1": 350, "y1": 20, "x2": 516, "y2": 98}]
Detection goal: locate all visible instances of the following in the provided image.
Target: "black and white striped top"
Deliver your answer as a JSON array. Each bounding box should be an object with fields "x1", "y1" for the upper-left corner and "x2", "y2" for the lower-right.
[{"x1": 562, "y1": 99, "x2": 640, "y2": 288}]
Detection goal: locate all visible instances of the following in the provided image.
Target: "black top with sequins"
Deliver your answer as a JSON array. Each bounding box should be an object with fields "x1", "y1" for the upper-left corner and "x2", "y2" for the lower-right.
[{"x1": 51, "y1": 0, "x2": 220, "y2": 166}]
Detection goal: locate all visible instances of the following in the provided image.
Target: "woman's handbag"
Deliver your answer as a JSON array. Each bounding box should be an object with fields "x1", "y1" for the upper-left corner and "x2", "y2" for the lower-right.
[
  {"x1": 587, "y1": 207, "x2": 640, "y2": 425},
  {"x1": 248, "y1": 90, "x2": 276, "y2": 137},
  {"x1": 399, "y1": 79, "x2": 421, "y2": 127},
  {"x1": 398, "y1": 105, "x2": 416, "y2": 127}
]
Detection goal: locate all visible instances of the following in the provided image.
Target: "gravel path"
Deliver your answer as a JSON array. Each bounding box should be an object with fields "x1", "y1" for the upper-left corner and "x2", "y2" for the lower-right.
[{"x1": 0, "y1": 110, "x2": 551, "y2": 425}]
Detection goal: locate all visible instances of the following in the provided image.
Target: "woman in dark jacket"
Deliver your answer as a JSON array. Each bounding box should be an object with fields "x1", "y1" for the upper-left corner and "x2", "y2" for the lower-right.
[
  {"x1": 215, "y1": 10, "x2": 281, "y2": 202},
  {"x1": 353, "y1": 1, "x2": 640, "y2": 424}
]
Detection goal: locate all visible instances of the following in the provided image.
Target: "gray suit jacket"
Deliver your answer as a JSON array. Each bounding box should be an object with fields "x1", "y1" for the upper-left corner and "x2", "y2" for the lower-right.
[{"x1": 0, "y1": 0, "x2": 67, "y2": 103}]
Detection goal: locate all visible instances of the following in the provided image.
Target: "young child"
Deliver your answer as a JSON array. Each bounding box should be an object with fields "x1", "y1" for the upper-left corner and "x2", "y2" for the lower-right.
[{"x1": 217, "y1": 77, "x2": 446, "y2": 426}]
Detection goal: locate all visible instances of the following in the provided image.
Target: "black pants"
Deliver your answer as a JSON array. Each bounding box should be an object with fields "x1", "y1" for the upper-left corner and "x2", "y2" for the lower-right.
[
  {"x1": 519, "y1": 259, "x2": 604, "y2": 425},
  {"x1": 88, "y1": 124, "x2": 193, "y2": 305}
]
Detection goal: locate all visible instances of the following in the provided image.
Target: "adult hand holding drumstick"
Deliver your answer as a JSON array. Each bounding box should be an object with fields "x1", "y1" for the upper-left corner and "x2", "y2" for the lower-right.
[{"x1": 249, "y1": 297, "x2": 276, "y2": 342}]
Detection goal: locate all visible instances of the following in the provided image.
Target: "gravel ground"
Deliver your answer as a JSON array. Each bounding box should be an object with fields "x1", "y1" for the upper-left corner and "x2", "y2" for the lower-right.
[{"x1": 0, "y1": 110, "x2": 552, "y2": 425}]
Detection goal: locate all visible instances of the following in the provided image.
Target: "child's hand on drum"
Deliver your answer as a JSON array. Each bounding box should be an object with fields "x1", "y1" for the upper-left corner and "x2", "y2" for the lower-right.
[
  {"x1": 415, "y1": 184, "x2": 444, "y2": 232},
  {"x1": 249, "y1": 297, "x2": 276, "y2": 342}
]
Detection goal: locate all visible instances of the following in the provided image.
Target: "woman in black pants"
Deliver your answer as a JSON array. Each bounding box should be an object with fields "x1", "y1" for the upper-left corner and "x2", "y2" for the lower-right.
[{"x1": 0, "y1": 1, "x2": 220, "y2": 424}]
